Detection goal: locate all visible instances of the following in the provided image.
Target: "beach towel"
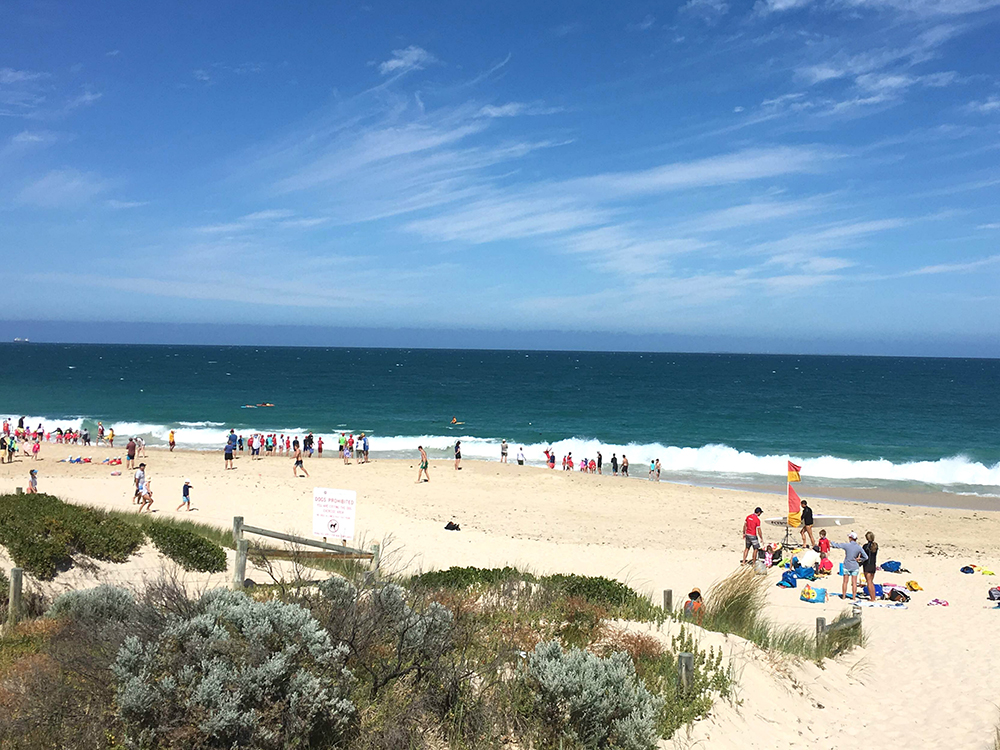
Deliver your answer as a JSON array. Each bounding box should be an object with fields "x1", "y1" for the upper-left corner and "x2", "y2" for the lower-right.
[
  {"x1": 927, "y1": 599, "x2": 949, "y2": 607},
  {"x1": 861, "y1": 584, "x2": 884, "y2": 599},
  {"x1": 800, "y1": 585, "x2": 826, "y2": 603},
  {"x1": 794, "y1": 567, "x2": 815, "y2": 580},
  {"x1": 881, "y1": 561, "x2": 902, "y2": 573}
]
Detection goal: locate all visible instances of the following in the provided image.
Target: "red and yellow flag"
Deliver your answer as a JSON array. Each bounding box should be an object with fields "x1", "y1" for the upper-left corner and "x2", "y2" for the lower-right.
[
  {"x1": 787, "y1": 484, "x2": 802, "y2": 528},
  {"x1": 787, "y1": 461, "x2": 801, "y2": 483}
]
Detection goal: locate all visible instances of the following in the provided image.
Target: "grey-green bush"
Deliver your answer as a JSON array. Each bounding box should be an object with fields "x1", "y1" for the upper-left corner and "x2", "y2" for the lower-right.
[
  {"x1": 47, "y1": 584, "x2": 139, "y2": 625},
  {"x1": 528, "y1": 640, "x2": 662, "y2": 750},
  {"x1": 112, "y1": 588, "x2": 355, "y2": 749}
]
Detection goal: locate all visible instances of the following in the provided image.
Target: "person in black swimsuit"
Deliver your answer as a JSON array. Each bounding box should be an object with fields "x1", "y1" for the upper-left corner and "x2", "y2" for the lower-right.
[
  {"x1": 454, "y1": 440, "x2": 462, "y2": 470},
  {"x1": 862, "y1": 531, "x2": 879, "y2": 601},
  {"x1": 799, "y1": 499, "x2": 816, "y2": 547}
]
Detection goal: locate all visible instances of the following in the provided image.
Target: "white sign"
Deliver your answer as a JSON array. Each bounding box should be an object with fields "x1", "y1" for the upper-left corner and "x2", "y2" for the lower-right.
[{"x1": 313, "y1": 487, "x2": 357, "y2": 539}]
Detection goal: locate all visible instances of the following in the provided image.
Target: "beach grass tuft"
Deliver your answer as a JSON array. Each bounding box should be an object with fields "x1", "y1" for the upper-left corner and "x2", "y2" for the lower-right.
[{"x1": 698, "y1": 567, "x2": 864, "y2": 661}]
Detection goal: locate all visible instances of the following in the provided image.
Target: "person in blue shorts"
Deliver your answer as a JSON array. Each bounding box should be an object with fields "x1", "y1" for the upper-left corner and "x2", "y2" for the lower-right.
[{"x1": 176, "y1": 479, "x2": 193, "y2": 512}]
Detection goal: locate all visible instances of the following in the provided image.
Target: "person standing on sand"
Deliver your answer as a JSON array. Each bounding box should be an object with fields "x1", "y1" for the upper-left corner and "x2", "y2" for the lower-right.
[
  {"x1": 454, "y1": 440, "x2": 462, "y2": 470},
  {"x1": 597, "y1": 451, "x2": 602, "y2": 474},
  {"x1": 168, "y1": 429, "x2": 176, "y2": 452},
  {"x1": 177, "y1": 480, "x2": 193, "y2": 512},
  {"x1": 97, "y1": 421, "x2": 104, "y2": 444},
  {"x1": 799, "y1": 499, "x2": 816, "y2": 547},
  {"x1": 417, "y1": 445, "x2": 430, "y2": 483},
  {"x1": 293, "y1": 446, "x2": 309, "y2": 477},
  {"x1": 517, "y1": 447, "x2": 525, "y2": 465},
  {"x1": 862, "y1": 531, "x2": 879, "y2": 601},
  {"x1": 741, "y1": 507, "x2": 764, "y2": 565},
  {"x1": 107, "y1": 428, "x2": 115, "y2": 447},
  {"x1": 317, "y1": 436, "x2": 324, "y2": 455},
  {"x1": 648, "y1": 460, "x2": 655, "y2": 480},
  {"x1": 339, "y1": 432, "x2": 346, "y2": 457},
  {"x1": 126, "y1": 437, "x2": 136, "y2": 470},
  {"x1": 610, "y1": 453, "x2": 618, "y2": 475},
  {"x1": 500, "y1": 439, "x2": 508, "y2": 463},
  {"x1": 831, "y1": 531, "x2": 868, "y2": 601},
  {"x1": 655, "y1": 459, "x2": 661, "y2": 481},
  {"x1": 224, "y1": 434, "x2": 235, "y2": 470},
  {"x1": 621, "y1": 455, "x2": 629, "y2": 477},
  {"x1": 362, "y1": 433, "x2": 369, "y2": 463}
]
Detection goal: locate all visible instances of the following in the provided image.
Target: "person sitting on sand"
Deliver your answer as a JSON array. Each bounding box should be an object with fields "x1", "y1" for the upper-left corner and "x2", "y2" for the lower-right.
[
  {"x1": 684, "y1": 589, "x2": 704, "y2": 624},
  {"x1": 818, "y1": 551, "x2": 833, "y2": 575},
  {"x1": 831, "y1": 531, "x2": 868, "y2": 600},
  {"x1": 27, "y1": 468, "x2": 38, "y2": 494}
]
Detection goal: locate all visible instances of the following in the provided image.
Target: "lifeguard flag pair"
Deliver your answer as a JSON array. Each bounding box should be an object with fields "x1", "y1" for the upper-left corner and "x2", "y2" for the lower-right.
[{"x1": 787, "y1": 461, "x2": 803, "y2": 528}]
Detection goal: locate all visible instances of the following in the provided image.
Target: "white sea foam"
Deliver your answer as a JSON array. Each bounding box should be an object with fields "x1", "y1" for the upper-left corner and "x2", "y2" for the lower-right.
[{"x1": 10, "y1": 414, "x2": 1000, "y2": 487}]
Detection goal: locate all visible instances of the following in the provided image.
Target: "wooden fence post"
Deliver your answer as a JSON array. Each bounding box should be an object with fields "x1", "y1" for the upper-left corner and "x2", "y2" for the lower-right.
[
  {"x1": 663, "y1": 589, "x2": 673, "y2": 612},
  {"x1": 677, "y1": 652, "x2": 694, "y2": 694},
  {"x1": 815, "y1": 617, "x2": 826, "y2": 649},
  {"x1": 232, "y1": 540, "x2": 248, "y2": 591},
  {"x1": 15, "y1": 487, "x2": 22, "y2": 495},
  {"x1": 7, "y1": 568, "x2": 23, "y2": 628},
  {"x1": 232, "y1": 516, "x2": 244, "y2": 547}
]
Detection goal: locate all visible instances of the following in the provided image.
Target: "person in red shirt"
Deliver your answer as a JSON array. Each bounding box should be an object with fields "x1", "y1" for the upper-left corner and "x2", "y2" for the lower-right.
[
  {"x1": 741, "y1": 507, "x2": 764, "y2": 565},
  {"x1": 818, "y1": 528, "x2": 831, "y2": 554}
]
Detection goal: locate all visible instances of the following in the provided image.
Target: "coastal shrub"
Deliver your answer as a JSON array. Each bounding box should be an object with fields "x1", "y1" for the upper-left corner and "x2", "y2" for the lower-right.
[
  {"x1": 0, "y1": 493, "x2": 145, "y2": 579},
  {"x1": 412, "y1": 565, "x2": 534, "y2": 589},
  {"x1": 146, "y1": 522, "x2": 227, "y2": 573},
  {"x1": 112, "y1": 588, "x2": 355, "y2": 749},
  {"x1": 47, "y1": 585, "x2": 139, "y2": 626},
  {"x1": 527, "y1": 639, "x2": 662, "y2": 750}
]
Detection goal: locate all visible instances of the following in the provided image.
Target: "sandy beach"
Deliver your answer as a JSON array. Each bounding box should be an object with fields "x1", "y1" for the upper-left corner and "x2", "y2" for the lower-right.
[{"x1": 2, "y1": 444, "x2": 999, "y2": 749}]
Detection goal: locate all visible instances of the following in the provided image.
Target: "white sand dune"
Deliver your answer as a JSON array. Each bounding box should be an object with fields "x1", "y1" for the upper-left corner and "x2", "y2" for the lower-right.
[{"x1": 2, "y1": 444, "x2": 998, "y2": 749}]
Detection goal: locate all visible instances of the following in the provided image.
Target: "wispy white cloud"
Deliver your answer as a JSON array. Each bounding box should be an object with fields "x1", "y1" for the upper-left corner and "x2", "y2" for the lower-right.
[
  {"x1": 378, "y1": 46, "x2": 436, "y2": 76},
  {"x1": 241, "y1": 209, "x2": 294, "y2": 221},
  {"x1": 477, "y1": 102, "x2": 563, "y2": 118},
  {"x1": 681, "y1": 0, "x2": 730, "y2": 23},
  {"x1": 106, "y1": 50, "x2": 121, "y2": 57},
  {"x1": 758, "y1": 0, "x2": 1000, "y2": 15},
  {"x1": 65, "y1": 87, "x2": 102, "y2": 110},
  {"x1": 552, "y1": 23, "x2": 584, "y2": 37},
  {"x1": 976, "y1": 223, "x2": 1000, "y2": 229},
  {"x1": 193, "y1": 69, "x2": 211, "y2": 82},
  {"x1": 107, "y1": 199, "x2": 148, "y2": 209},
  {"x1": 17, "y1": 168, "x2": 109, "y2": 208},
  {"x1": 627, "y1": 14, "x2": 657, "y2": 31},
  {"x1": 966, "y1": 95, "x2": 1000, "y2": 113},
  {"x1": 904, "y1": 254, "x2": 1000, "y2": 276},
  {"x1": 0, "y1": 68, "x2": 47, "y2": 85}
]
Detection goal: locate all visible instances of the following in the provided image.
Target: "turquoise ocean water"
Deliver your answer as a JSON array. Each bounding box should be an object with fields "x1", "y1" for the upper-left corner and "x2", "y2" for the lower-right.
[{"x1": 0, "y1": 343, "x2": 997, "y2": 499}]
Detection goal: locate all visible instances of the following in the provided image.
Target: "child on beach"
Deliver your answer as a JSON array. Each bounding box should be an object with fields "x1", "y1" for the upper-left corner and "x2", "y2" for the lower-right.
[
  {"x1": 684, "y1": 589, "x2": 704, "y2": 624},
  {"x1": 176, "y1": 480, "x2": 193, "y2": 512},
  {"x1": 137, "y1": 479, "x2": 154, "y2": 513},
  {"x1": 293, "y1": 447, "x2": 309, "y2": 477},
  {"x1": 818, "y1": 529, "x2": 831, "y2": 554},
  {"x1": 27, "y1": 469, "x2": 38, "y2": 494}
]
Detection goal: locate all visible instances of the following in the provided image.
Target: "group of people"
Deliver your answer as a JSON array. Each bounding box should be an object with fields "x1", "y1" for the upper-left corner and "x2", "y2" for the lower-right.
[
  {"x1": 127, "y1": 460, "x2": 195, "y2": 513},
  {"x1": 741, "y1": 504, "x2": 882, "y2": 601},
  {"x1": 541, "y1": 449, "x2": 638, "y2": 478}
]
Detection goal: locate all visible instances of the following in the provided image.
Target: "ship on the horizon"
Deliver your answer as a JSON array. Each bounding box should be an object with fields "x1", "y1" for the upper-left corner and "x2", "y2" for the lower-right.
[{"x1": 12, "y1": 338, "x2": 29, "y2": 342}]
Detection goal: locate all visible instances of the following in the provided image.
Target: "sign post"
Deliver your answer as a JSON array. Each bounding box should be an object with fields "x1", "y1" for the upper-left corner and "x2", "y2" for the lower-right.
[{"x1": 313, "y1": 488, "x2": 357, "y2": 540}]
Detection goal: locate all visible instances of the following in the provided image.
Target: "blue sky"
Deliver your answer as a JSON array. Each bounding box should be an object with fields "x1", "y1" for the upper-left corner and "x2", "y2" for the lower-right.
[{"x1": 1, "y1": 0, "x2": 999, "y2": 353}]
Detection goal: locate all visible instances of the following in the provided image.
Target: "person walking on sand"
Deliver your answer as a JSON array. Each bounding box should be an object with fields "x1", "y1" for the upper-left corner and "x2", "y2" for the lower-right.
[
  {"x1": 417, "y1": 445, "x2": 430, "y2": 483},
  {"x1": 133, "y1": 463, "x2": 146, "y2": 504},
  {"x1": 27, "y1": 468, "x2": 38, "y2": 494},
  {"x1": 500, "y1": 439, "x2": 508, "y2": 463},
  {"x1": 862, "y1": 531, "x2": 879, "y2": 602},
  {"x1": 454, "y1": 440, "x2": 462, "y2": 470},
  {"x1": 176, "y1": 479, "x2": 193, "y2": 512},
  {"x1": 741, "y1": 507, "x2": 764, "y2": 565},
  {"x1": 799, "y1": 498, "x2": 816, "y2": 547},
  {"x1": 831, "y1": 531, "x2": 868, "y2": 601},
  {"x1": 293, "y1": 446, "x2": 309, "y2": 477},
  {"x1": 655, "y1": 458, "x2": 661, "y2": 481},
  {"x1": 126, "y1": 437, "x2": 136, "y2": 470},
  {"x1": 648, "y1": 460, "x2": 655, "y2": 480},
  {"x1": 224, "y1": 437, "x2": 235, "y2": 470},
  {"x1": 168, "y1": 429, "x2": 176, "y2": 452},
  {"x1": 137, "y1": 479, "x2": 154, "y2": 513}
]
